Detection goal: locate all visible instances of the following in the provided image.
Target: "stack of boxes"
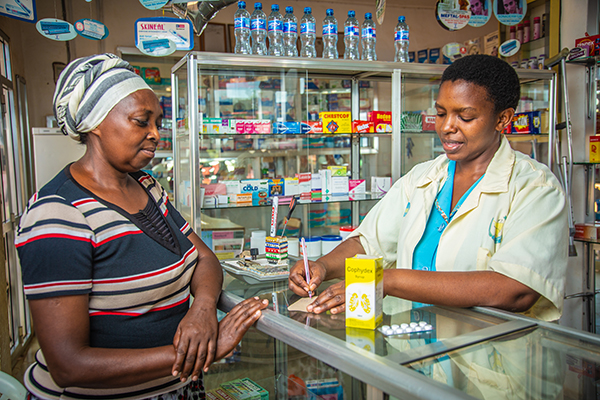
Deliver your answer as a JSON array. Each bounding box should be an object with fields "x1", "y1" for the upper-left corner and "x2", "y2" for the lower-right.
[{"x1": 206, "y1": 378, "x2": 269, "y2": 400}]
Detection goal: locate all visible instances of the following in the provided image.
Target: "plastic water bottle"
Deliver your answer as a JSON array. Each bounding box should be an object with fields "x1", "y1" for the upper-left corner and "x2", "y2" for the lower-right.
[
  {"x1": 234, "y1": 1, "x2": 251, "y2": 54},
  {"x1": 283, "y1": 6, "x2": 298, "y2": 57},
  {"x1": 300, "y1": 7, "x2": 316, "y2": 58},
  {"x1": 361, "y1": 12, "x2": 376, "y2": 61},
  {"x1": 394, "y1": 16, "x2": 409, "y2": 62},
  {"x1": 268, "y1": 4, "x2": 284, "y2": 56},
  {"x1": 250, "y1": 2, "x2": 267, "y2": 55},
  {"x1": 344, "y1": 10, "x2": 359, "y2": 60},
  {"x1": 322, "y1": 8, "x2": 338, "y2": 59}
]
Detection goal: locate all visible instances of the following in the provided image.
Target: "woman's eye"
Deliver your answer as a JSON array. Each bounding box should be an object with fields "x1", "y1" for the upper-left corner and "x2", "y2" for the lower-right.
[
  {"x1": 436, "y1": 113, "x2": 445, "y2": 118},
  {"x1": 460, "y1": 116, "x2": 474, "y2": 122},
  {"x1": 135, "y1": 119, "x2": 149, "y2": 127}
]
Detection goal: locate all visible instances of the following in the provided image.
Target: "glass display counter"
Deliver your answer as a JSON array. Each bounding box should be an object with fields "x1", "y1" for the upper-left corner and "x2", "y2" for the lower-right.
[{"x1": 207, "y1": 271, "x2": 600, "y2": 400}]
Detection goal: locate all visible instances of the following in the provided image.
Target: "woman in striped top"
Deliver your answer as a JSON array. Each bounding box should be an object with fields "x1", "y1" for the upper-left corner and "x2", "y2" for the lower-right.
[{"x1": 16, "y1": 54, "x2": 268, "y2": 400}]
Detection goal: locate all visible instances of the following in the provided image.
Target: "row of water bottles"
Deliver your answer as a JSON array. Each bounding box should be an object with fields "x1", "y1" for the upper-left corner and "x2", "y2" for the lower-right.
[{"x1": 234, "y1": 1, "x2": 410, "y2": 62}]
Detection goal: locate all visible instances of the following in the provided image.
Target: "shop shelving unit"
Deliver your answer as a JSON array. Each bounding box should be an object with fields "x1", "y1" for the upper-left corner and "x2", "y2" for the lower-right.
[{"x1": 171, "y1": 53, "x2": 557, "y2": 248}]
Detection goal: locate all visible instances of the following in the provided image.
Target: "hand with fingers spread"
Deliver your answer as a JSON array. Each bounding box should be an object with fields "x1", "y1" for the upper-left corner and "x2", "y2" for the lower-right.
[
  {"x1": 215, "y1": 297, "x2": 269, "y2": 361},
  {"x1": 288, "y1": 259, "x2": 327, "y2": 297},
  {"x1": 171, "y1": 302, "x2": 218, "y2": 382}
]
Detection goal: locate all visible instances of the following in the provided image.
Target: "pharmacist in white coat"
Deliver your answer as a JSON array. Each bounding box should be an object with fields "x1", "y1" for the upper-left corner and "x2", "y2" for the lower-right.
[{"x1": 289, "y1": 54, "x2": 568, "y2": 321}]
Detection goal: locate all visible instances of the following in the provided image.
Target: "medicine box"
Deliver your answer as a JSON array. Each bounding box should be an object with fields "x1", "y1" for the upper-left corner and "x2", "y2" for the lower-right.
[
  {"x1": 328, "y1": 165, "x2": 347, "y2": 177},
  {"x1": 352, "y1": 120, "x2": 374, "y2": 133},
  {"x1": 268, "y1": 179, "x2": 284, "y2": 197},
  {"x1": 284, "y1": 177, "x2": 299, "y2": 196},
  {"x1": 331, "y1": 176, "x2": 349, "y2": 194},
  {"x1": 320, "y1": 112, "x2": 351, "y2": 134},
  {"x1": 575, "y1": 223, "x2": 600, "y2": 240},
  {"x1": 511, "y1": 111, "x2": 541, "y2": 134},
  {"x1": 367, "y1": 111, "x2": 392, "y2": 133},
  {"x1": 590, "y1": 136, "x2": 600, "y2": 162},
  {"x1": 319, "y1": 169, "x2": 333, "y2": 196},
  {"x1": 371, "y1": 177, "x2": 392, "y2": 193},
  {"x1": 238, "y1": 378, "x2": 269, "y2": 400},
  {"x1": 345, "y1": 255, "x2": 383, "y2": 329},
  {"x1": 349, "y1": 179, "x2": 366, "y2": 195},
  {"x1": 265, "y1": 236, "x2": 288, "y2": 264},
  {"x1": 301, "y1": 121, "x2": 323, "y2": 134}
]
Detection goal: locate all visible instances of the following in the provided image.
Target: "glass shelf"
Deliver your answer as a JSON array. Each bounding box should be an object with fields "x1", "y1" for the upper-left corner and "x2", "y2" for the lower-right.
[
  {"x1": 566, "y1": 56, "x2": 600, "y2": 66},
  {"x1": 574, "y1": 237, "x2": 600, "y2": 245},
  {"x1": 202, "y1": 192, "x2": 385, "y2": 210}
]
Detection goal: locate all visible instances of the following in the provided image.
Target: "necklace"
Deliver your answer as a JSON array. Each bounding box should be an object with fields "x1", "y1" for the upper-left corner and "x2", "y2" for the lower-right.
[{"x1": 434, "y1": 198, "x2": 459, "y2": 226}]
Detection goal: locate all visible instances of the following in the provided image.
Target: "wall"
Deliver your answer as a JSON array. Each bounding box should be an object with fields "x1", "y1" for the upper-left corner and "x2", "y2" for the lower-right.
[{"x1": 1, "y1": 0, "x2": 497, "y2": 129}]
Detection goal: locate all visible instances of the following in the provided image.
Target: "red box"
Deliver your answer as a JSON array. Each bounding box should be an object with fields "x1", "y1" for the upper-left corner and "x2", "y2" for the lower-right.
[
  {"x1": 352, "y1": 120, "x2": 374, "y2": 133},
  {"x1": 422, "y1": 114, "x2": 436, "y2": 131},
  {"x1": 575, "y1": 33, "x2": 600, "y2": 56},
  {"x1": 367, "y1": 111, "x2": 392, "y2": 124},
  {"x1": 302, "y1": 120, "x2": 323, "y2": 133}
]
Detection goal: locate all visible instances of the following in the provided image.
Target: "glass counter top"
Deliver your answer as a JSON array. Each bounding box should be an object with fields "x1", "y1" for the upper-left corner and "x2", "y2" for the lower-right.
[{"x1": 218, "y1": 272, "x2": 600, "y2": 399}]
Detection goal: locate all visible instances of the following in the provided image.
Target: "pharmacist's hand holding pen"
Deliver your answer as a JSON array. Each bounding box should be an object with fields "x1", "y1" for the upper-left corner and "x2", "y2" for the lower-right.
[{"x1": 288, "y1": 259, "x2": 326, "y2": 298}]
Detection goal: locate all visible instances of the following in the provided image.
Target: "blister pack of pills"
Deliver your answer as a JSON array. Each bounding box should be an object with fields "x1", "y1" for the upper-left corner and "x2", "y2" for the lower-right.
[{"x1": 379, "y1": 321, "x2": 434, "y2": 336}]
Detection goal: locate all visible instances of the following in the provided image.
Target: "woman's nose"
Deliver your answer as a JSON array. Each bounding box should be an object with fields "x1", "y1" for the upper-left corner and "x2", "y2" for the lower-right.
[
  {"x1": 148, "y1": 123, "x2": 160, "y2": 141},
  {"x1": 438, "y1": 115, "x2": 457, "y2": 134}
]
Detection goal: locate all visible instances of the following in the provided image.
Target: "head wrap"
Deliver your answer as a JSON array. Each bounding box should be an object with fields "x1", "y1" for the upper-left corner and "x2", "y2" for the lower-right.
[{"x1": 53, "y1": 53, "x2": 151, "y2": 141}]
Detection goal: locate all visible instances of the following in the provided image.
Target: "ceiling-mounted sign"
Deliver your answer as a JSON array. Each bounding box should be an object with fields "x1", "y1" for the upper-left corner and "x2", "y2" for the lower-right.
[
  {"x1": 139, "y1": 0, "x2": 169, "y2": 10},
  {"x1": 468, "y1": 0, "x2": 491, "y2": 27},
  {"x1": 442, "y1": 42, "x2": 467, "y2": 61},
  {"x1": 0, "y1": 0, "x2": 36, "y2": 23},
  {"x1": 437, "y1": 1, "x2": 471, "y2": 31},
  {"x1": 498, "y1": 38, "x2": 521, "y2": 57},
  {"x1": 375, "y1": 0, "x2": 386, "y2": 24},
  {"x1": 135, "y1": 17, "x2": 194, "y2": 54},
  {"x1": 75, "y1": 18, "x2": 109, "y2": 40},
  {"x1": 493, "y1": 0, "x2": 526, "y2": 26},
  {"x1": 36, "y1": 18, "x2": 77, "y2": 41}
]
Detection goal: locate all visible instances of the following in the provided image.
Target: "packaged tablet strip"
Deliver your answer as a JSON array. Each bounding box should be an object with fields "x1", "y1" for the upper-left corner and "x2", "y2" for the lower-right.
[
  {"x1": 378, "y1": 322, "x2": 433, "y2": 336},
  {"x1": 265, "y1": 236, "x2": 288, "y2": 264}
]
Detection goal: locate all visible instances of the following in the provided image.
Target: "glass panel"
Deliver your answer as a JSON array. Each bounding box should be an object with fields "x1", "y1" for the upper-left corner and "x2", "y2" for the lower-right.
[
  {"x1": 174, "y1": 65, "x2": 191, "y2": 222},
  {"x1": 405, "y1": 325, "x2": 600, "y2": 400}
]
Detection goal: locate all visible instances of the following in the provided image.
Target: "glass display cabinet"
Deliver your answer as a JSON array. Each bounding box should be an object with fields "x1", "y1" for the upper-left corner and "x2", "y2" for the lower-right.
[
  {"x1": 171, "y1": 53, "x2": 556, "y2": 260},
  {"x1": 203, "y1": 275, "x2": 600, "y2": 400}
]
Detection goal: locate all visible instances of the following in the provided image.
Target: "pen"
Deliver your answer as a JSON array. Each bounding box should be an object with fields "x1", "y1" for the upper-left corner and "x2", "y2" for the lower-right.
[
  {"x1": 301, "y1": 237, "x2": 312, "y2": 298},
  {"x1": 281, "y1": 195, "x2": 297, "y2": 237}
]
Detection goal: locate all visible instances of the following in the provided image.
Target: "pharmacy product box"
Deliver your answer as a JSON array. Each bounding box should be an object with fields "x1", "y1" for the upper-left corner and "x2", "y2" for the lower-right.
[
  {"x1": 352, "y1": 120, "x2": 374, "y2": 133},
  {"x1": 284, "y1": 177, "x2": 299, "y2": 196},
  {"x1": 241, "y1": 179, "x2": 269, "y2": 194},
  {"x1": 345, "y1": 255, "x2": 383, "y2": 329},
  {"x1": 320, "y1": 111, "x2": 351, "y2": 134},
  {"x1": 349, "y1": 179, "x2": 366, "y2": 195},
  {"x1": 213, "y1": 388, "x2": 239, "y2": 400},
  {"x1": 265, "y1": 236, "x2": 288, "y2": 263},
  {"x1": 371, "y1": 177, "x2": 392, "y2": 193},
  {"x1": 203, "y1": 183, "x2": 227, "y2": 196},
  {"x1": 296, "y1": 172, "x2": 312, "y2": 197},
  {"x1": 268, "y1": 179, "x2": 284, "y2": 197},
  {"x1": 301, "y1": 121, "x2": 323, "y2": 134},
  {"x1": 422, "y1": 114, "x2": 436, "y2": 131},
  {"x1": 331, "y1": 176, "x2": 349, "y2": 194},
  {"x1": 417, "y1": 49, "x2": 428, "y2": 63},
  {"x1": 311, "y1": 173, "x2": 322, "y2": 190},
  {"x1": 575, "y1": 223, "x2": 600, "y2": 240},
  {"x1": 239, "y1": 378, "x2": 269, "y2": 400},
  {"x1": 201, "y1": 229, "x2": 245, "y2": 260},
  {"x1": 575, "y1": 33, "x2": 600, "y2": 56},
  {"x1": 233, "y1": 193, "x2": 252, "y2": 203},
  {"x1": 511, "y1": 111, "x2": 541, "y2": 134},
  {"x1": 306, "y1": 378, "x2": 343, "y2": 400},
  {"x1": 429, "y1": 48, "x2": 441, "y2": 64},
  {"x1": 328, "y1": 165, "x2": 347, "y2": 176},
  {"x1": 273, "y1": 121, "x2": 300, "y2": 134},
  {"x1": 220, "y1": 380, "x2": 261, "y2": 400},
  {"x1": 203, "y1": 118, "x2": 223, "y2": 134},
  {"x1": 223, "y1": 180, "x2": 241, "y2": 195},
  {"x1": 367, "y1": 111, "x2": 392, "y2": 133},
  {"x1": 319, "y1": 169, "x2": 333, "y2": 196},
  {"x1": 590, "y1": 136, "x2": 600, "y2": 162},
  {"x1": 237, "y1": 119, "x2": 270, "y2": 134}
]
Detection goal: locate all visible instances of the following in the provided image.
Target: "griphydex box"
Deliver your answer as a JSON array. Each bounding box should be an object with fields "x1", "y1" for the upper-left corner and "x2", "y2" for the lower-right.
[{"x1": 345, "y1": 255, "x2": 383, "y2": 330}]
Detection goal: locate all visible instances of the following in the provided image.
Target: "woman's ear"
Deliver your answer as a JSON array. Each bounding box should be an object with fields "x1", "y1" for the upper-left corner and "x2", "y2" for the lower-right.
[{"x1": 496, "y1": 108, "x2": 515, "y2": 133}]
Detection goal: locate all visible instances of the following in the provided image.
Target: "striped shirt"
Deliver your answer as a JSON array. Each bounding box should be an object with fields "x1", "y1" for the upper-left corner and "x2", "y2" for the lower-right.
[{"x1": 16, "y1": 166, "x2": 198, "y2": 399}]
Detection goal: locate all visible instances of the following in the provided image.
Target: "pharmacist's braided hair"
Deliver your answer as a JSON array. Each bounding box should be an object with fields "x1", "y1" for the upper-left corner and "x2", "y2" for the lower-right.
[{"x1": 440, "y1": 55, "x2": 520, "y2": 114}]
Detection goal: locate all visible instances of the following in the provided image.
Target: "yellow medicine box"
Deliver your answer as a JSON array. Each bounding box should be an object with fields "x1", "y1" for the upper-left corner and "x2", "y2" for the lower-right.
[
  {"x1": 320, "y1": 111, "x2": 352, "y2": 134},
  {"x1": 345, "y1": 255, "x2": 383, "y2": 329},
  {"x1": 590, "y1": 136, "x2": 600, "y2": 163}
]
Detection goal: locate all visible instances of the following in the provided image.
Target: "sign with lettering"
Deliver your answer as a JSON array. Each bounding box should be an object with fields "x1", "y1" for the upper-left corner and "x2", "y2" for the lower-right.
[
  {"x1": 0, "y1": 0, "x2": 36, "y2": 23},
  {"x1": 437, "y1": 2, "x2": 471, "y2": 31},
  {"x1": 135, "y1": 17, "x2": 194, "y2": 53}
]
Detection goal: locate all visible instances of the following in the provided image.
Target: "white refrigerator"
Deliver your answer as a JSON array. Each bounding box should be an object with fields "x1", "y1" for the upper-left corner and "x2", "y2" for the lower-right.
[{"x1": 32, "y1": 128, "x2": 86, "y2": 191}]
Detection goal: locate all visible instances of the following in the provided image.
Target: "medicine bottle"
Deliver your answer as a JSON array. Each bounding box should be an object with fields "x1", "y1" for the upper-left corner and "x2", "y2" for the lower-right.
[
  {"x1": 509, "y1": 26, "x2": 516, "y2": 40},
  {"x1": 523, "y1": 20, "x2": 530, "y2": 43},
  {"x1": 533, "y1": 17, "x2": 541, "y2": 40},
  {"x1": 516, "y1": 24, "x2": 523, "y2": 43}
]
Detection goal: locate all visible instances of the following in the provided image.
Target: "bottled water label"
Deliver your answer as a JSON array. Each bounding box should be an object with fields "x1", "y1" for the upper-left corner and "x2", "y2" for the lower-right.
[
  {"x1": 362, "y1": 27, "x2": 376, "y2": 38},
  {"x1": 283, "y1": 21, "x2": 297, "y2": 33},
  {"x1": 251, "y1": 18, "x2": 266, "y2": 31},
  {"x1": 345, "y1": 26, "x2": 359, "y2": 36},
  {"x1": 268, "y1": 20, "x2": 283, "y2": 32},
  {"x1": 235, "y1": 17, "x2": 250, "y2": 29},
  {"x1": 300, "y1": 22, "x2": 316, "y2": 34},
  {"x1": 323, "y1": 23, "x2": 337, "y2": 35},
  {"x1": 395, "y1": 30, "x2": 408, "y2": 41}
]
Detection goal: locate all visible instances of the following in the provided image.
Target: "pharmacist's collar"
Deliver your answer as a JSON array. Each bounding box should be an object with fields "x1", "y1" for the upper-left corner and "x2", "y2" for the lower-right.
[{"x1": 416, "y1": 136, "x2": 514, "y2": 193}]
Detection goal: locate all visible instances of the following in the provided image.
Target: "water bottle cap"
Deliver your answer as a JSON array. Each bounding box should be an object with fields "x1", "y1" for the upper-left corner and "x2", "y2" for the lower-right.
[
  {"x1": 326, "y1": 8, "x2": 334, "y2": 16},
  {"x1": 271, "y1": 4, "x2": 278, "y2": 11},
  {"x1": 254, "y1": 2, "x2": 262, "y2": 10},
  {"x1": 238, "y1": 0, "x2": 246, "y2": 8},
  {"x1": 365, "y1": 12, "x2": 372, "y2": 19},
  {"x1": 398, "y1": 16, "x2": 405, "y2": 22},
  {"x1": 304, "y1": 7, "x2": 311, "y2": 14},
  {"x1": 348, "y1": 10, "x2": 355, "y2": 17},
  {"x1": 286, "y1": 6, "x2": 293, "y2": 13}
]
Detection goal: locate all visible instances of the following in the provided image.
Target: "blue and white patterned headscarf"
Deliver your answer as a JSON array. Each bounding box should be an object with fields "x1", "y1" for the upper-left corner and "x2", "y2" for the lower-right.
[{"x1": 53, "y1": 53, "x2": 151, "y2": 141}]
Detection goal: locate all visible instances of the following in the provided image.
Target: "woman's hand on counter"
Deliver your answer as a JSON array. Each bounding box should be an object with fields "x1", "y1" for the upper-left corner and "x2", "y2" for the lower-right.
[
  {"x1": 288, "y1": 259, "x2": 327, "y2": 297},
  {"x1": 213, "y1": 297, "x2": 269, "y2": 363},
  {"x1": 306, "y1": 280, "x2": 345, "y2": 315}
]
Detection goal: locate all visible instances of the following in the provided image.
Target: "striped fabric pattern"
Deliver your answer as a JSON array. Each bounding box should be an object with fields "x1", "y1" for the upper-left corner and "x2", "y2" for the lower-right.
[
  {"x1": 16, "y1": 166, "x2": 199, "y2": 399},
  {"x1": 53, "y1": 53, "x2": 151, "y2": 141}
]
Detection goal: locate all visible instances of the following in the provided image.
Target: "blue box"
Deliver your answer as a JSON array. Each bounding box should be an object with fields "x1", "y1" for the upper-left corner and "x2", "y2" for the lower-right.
[{"x1": 273, "y1": 121, "x2": 300, "y2": 134}]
